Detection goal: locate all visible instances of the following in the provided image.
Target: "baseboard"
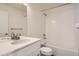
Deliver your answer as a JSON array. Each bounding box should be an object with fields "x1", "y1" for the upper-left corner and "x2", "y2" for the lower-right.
[{"x1": 46, "y1": 45, "x2": 79, "y2": 56}]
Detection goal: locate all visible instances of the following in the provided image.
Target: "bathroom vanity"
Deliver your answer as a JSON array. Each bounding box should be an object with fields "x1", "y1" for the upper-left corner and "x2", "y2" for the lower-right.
[
  {"x1": 0, "y1": 36, "x2": 41, "y2": 56},
  {"x1": 0, "y1": 4, "x2": 41, "y2": 56}
]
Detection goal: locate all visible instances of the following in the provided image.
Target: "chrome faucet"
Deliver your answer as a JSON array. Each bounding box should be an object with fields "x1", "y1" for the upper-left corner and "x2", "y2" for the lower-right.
[{"x1": 11, "y1": 32, "x2": 21, "y2": 40}]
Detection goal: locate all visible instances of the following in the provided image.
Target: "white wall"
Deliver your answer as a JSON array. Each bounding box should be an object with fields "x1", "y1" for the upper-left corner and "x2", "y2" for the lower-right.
[
  {"x1": 44, "y1": 4, "x2": 79, "y2": 56},
  {"x1": 26, "y1": 4, "x2": 79, "y2": 55},
  {"x1": 27, "y1": 4, "x2": 45, "y2": 38},
  {"x1": 74, "y1": 4, "x2": 79, "y2": 55},
  {"x1": 0, "y1": 4, "x2": 27, "y2": 36}
]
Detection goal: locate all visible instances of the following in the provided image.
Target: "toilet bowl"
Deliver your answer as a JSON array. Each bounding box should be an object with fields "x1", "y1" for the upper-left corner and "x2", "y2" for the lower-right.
[{"x1": 40, "y1": 47, "x2": 53, "y2": 56}]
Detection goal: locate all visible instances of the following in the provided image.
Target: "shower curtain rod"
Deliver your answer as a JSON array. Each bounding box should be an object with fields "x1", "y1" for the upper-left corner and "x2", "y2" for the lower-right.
[{"x1": 41, "y1": 3, "x2": 71, "y2": 12}]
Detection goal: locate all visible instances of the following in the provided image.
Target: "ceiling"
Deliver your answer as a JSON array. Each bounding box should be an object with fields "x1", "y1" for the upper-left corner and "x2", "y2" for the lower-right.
[
  {"x1": 4, "y1": 3, "x2": 68, "y2": 12},
  {"x1": 28, "y1": 3, "x2": 66, "y2": 11},
  {"x1": 5, "y1": 3, "x2": 27, "y2": 12}
]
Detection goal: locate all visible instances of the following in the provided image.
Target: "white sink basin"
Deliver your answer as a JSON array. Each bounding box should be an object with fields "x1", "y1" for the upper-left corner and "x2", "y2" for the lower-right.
[
  {"x1": 0, "y1": 40, "x2": 9, "y2": 43},
  {"x1": 0, "y1": 36, "x2": 30, "y2": 45},
  {"x1": 11, "y1": 39, "x2": 30, "y2": 45},
  {"x1": 0, "y1": 37, "x2": 11, "y2": 43}
]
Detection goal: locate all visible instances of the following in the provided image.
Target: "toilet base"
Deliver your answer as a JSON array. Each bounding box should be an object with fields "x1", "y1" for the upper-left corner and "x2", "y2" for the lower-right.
[
  {"x1": 40, "y1": 52, "x2": 54, "y2": 56},
  {"x1": 40, "y1": 47, "x2": 54, "y2": 56}
]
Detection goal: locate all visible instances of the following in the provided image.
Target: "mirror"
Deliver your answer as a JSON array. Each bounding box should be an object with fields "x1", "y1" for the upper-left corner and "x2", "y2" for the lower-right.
[
  {"x1": 0, "y1": 3, "x2": 27, "y2": 36},
  {"x1": 0, "y1": 11, "x2": 8, "y2": 34}
]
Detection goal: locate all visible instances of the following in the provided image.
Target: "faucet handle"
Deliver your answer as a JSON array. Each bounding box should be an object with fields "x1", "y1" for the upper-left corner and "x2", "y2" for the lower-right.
[
  {"x1": 5, "y1": 33, "x2": 8, "y2": 35},
  {"x1": 16, "y1": 33, "x2": 21, "y2": 40}
]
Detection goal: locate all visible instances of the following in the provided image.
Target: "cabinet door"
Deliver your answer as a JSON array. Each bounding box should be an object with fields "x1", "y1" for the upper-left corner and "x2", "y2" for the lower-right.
[
  {"x1": 7, "y1": 52, "x2": 17, "y2": 56},
  {"x1": 32, "y1": 49, "x2": 40, "y2": 56},
  {"x1": 16, "y1": 41, "x2": 40, "y2": 56}
]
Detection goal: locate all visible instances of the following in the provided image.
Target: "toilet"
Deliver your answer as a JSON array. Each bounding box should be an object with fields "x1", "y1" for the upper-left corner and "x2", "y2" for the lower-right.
[
  {"x1": 40, "y1": 47, "x2": 53, "y2": 56},
  {"x1": 40, "y1": 37, "x2": 53, "y2": 56}
]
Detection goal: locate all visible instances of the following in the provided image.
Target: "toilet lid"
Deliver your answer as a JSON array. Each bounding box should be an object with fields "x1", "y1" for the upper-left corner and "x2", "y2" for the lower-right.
[{"x1": 40, "y1": 47, "x2": 52, "y2": 52}]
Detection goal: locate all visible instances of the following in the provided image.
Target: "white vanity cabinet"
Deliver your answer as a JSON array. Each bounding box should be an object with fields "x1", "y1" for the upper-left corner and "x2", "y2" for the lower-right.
[{"x1": 9, "y1": 40, "x2": 41, "y2": 56}]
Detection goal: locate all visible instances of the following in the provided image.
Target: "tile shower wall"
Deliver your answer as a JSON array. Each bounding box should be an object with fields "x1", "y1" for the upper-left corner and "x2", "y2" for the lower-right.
[{"x1": 44, "y1": 4, "x2": 79, "y2": 55}]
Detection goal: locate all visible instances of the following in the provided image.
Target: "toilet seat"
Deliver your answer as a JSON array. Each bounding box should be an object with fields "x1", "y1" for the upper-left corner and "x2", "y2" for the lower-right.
[{"x1": 40, "y1": 47, "x2": 53, "y2": 56}]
